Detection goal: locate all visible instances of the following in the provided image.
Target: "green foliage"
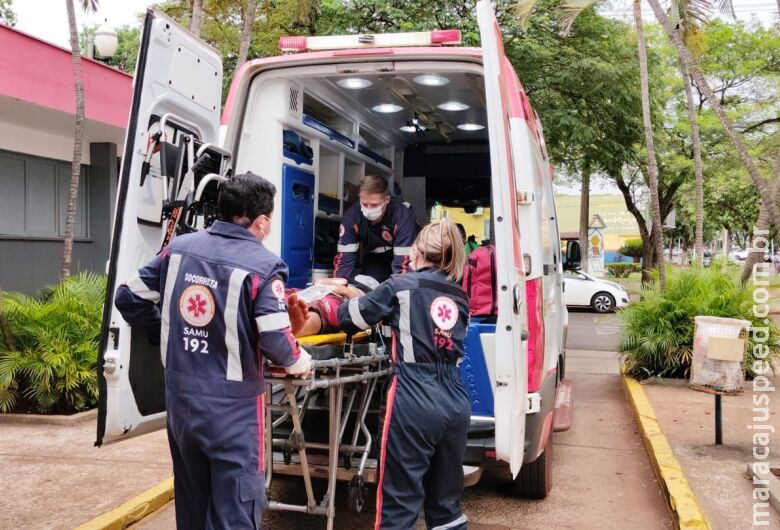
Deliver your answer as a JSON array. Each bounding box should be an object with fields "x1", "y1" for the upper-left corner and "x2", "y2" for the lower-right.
[
  {"x1": 618, "y1": 238, "x2": 644, "y2": 259},
  {"x1": 620, "y1": 260, "x2": 778, "y2": 380},
  {"x1": 0, "y1": 273, "x2": 106, "y2": 414},
  {"x1": 606, "y1": 262, "x2": 641, "y2": 278},
  {"x1": 80, "y1": 24, "x2": 141, "y2": 73},
  {"x1": 0, "y1": 0, "x2": 16, "y2": 26}
]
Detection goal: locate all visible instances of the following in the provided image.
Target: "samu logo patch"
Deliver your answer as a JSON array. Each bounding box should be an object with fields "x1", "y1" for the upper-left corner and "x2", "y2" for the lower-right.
[{"x1": 179, "y1": 285, "x2": 216, "y2": 327}]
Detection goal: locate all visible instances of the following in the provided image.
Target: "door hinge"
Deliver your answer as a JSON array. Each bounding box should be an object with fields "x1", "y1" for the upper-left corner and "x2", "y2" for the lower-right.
[{"x1": 526, "y1": 393, "x2": 541, "y2": 414}]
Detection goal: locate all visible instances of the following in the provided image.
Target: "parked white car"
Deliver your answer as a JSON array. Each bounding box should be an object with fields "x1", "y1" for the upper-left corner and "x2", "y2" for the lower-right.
[{"x1": 563, "y1": 270, "x2": 629, "y2": 313}]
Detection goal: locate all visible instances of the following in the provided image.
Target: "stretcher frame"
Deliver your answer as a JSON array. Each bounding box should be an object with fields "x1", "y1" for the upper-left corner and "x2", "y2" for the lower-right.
[{"x1": 264, "y1": 331, "x2": 390, "y2": 530}]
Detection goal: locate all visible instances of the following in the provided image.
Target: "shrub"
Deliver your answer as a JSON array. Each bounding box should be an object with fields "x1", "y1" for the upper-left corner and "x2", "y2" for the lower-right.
[
  {"x1": 0, "y1": 273, "x2": 106, "y2": 414},
  {"x1": 620, "y1": 260, "x2": 778, "y2": 380},
  {"x1": 618, "y1": 238, "x2": 644, "y2": 262},
  {"x1": 607, "y1": 263, "x2": 641, "y2": 278}
]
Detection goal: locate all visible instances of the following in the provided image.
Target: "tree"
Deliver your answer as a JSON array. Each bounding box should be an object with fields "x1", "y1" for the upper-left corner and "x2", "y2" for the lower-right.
[
  {"x1": 235, "y1": 0, "x2": 258, "y2": 72},
  {"x1": 63, "y1": 0, "x2": 99, "y2": 279},
  {"x1": 645, "y1": 0, "x2": 778, "y2": 225},
  {"x1": 0, "y1": 0, "x2": 16, "y2": 26},
  {"x1": 191, "y1": 0, "x2": 205, "y2": 36},
  {"x1": 632, "y1": 0, "x2": 666, "y2": 289}
]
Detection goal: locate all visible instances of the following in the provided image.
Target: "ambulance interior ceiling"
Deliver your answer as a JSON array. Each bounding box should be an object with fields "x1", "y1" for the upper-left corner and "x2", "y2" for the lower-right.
[{"x1": 301, "y1": 69, "x2": 492, "y2": 208}]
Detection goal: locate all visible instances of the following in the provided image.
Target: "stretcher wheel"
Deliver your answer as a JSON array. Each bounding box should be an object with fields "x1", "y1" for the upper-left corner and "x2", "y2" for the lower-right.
[{"x1": 348, "y1": 476, "x2": 368, "y2": 514}]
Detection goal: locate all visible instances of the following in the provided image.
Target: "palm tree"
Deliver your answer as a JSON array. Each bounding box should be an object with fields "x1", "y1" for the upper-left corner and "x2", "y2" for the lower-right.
[
  {"x1": 631, "y1": 0, "x2": 666, "y2": 289},
  {"x1": 670, "y1": 0, "x2": 734, "y2": 267},
  {"x1": 190, "y1": 0, "x2": 204, "y2": 37},
  {"x1": 236, "y1": 0, "x2": 259, "y2": 73},
  {"x1": 644, "y1": 0, "x2": 778, "y2": 224},
  {"x1": 516, "y1": 0, "x2": 667, "y2": 287},
  {"x1": 740, "y1": 153, "x2": 779, "y2": 283},
  {"x1": 62, "y1": 0, "x2": 99, "y2": 279}
]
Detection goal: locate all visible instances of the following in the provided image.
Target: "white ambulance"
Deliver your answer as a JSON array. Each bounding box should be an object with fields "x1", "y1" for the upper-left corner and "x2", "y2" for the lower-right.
[{"x1": 97, "y1": 0, "x2": 574, "y2": 501}]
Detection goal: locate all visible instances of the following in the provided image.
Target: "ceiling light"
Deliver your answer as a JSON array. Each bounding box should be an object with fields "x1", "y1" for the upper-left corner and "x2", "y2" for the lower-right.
[
  {"x1": 438, "y1": 101, "x2": 469, "y2": 111},
  {"x1": 400, "y1": 125, "x2": 426, "y2": 133},
  {"x1": 337, "y1": 77, "x2": 372, "y2": 89},
  {"x1": 372, "y1": 103, "x2": 404, "y2": 113},
  {"x1": 414, "y1": 74, "x2": 449, "y2": 87},
  {"x1": 457, "y1": 123, "x2": 484, "y2": 131}
]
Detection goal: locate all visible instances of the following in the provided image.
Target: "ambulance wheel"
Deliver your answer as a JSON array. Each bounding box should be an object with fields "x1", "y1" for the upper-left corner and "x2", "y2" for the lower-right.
[
  {"x1": 591, "y1": 292, "x2": 615, "y2": 313},
  {"x1": 513, "y1": 430, "x2": 553, "y2": 499},
  {"x1": 348, "y1": 476, "x2": 368, "y2": 514}
]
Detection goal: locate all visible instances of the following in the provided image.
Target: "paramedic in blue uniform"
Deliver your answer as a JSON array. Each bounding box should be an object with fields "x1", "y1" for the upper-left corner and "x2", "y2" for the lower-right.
[
  {"x1": 334, "y1": 175, "x2": 418, "y2": 283},
  {"x1": 338, "y1": 219, "x2": 471, "y2": 530},
  {"x1": 114, "y1": 173, "x2": 311, "y2": 530}
]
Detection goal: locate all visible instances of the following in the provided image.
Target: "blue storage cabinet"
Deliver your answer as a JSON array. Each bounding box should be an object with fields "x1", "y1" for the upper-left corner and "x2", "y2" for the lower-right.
[
  {"x1": 281, "y1": 164, "x2": 314, "y2": 288},
  {"x1": 459, "y1": 321, "x2": 496, "y2": 417}
]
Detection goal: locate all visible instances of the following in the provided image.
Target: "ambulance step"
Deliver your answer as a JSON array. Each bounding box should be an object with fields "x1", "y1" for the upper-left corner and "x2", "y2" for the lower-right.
[{"x1": 553, "y1": 380, "x2": 573, "y2": 432}]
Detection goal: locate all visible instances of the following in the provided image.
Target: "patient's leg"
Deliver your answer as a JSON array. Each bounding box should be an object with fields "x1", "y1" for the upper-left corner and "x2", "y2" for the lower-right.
[{"x1": 288, "y1": 293, "x2": 323, "y2": 337}]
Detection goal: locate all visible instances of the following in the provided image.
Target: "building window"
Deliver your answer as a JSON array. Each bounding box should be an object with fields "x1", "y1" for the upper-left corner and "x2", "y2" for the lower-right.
[{"x1": 0, "y1": 150, "x2": 89, "y2": 239}]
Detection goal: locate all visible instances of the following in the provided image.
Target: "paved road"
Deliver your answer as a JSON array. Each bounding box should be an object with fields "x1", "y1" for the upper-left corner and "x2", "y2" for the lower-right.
[{"x1": 565, "y1": 309, "x2": 624, "y2": 352}]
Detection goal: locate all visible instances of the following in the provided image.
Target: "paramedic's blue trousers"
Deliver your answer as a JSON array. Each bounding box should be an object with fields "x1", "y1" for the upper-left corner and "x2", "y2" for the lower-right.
[
  {"x1": 376, "y1": 363, "x2": 471, "y2": 529},
  {"x1": 165, "y1": 370, "x2": 266, "y2": 530}
]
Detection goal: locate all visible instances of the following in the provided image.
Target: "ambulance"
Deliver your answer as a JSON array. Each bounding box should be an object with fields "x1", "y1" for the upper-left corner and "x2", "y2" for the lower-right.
[{"x1": 97, "y1": 0, "x2": 574, "y2": 499}]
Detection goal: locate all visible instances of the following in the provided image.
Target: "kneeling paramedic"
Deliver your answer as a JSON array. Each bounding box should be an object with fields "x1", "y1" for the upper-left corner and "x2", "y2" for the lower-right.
[
  {"x1": 337, "y1": 219, "x2": 471, "y2": 530},
  {"x1": 115, "y1": 173, "x2": 311, "y2": 529}
]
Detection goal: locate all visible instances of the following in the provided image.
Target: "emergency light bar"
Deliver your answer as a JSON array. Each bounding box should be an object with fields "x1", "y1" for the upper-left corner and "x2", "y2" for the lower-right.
[{"x1": 279, "y1": 30, "x2": 461, "y2": 53}]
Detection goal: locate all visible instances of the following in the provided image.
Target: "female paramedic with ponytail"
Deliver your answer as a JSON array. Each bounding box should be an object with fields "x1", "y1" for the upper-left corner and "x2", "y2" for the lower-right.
[{"x1": 337, "y1": 219, "x2": 471, "y2": 530}]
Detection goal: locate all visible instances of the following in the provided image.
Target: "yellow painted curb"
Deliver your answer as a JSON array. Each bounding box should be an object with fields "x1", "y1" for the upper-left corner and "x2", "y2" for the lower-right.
[
  {"x1": 623, "y1": 377, "x2": 710, "y2": 530},
  {"x1": 75, "y1": 477, "x2": 174, "y2": 530}
]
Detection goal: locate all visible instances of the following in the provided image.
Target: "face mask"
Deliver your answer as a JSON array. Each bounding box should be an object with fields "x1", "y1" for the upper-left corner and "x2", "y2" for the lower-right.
[{"x1": 361, "y1": 205, "x2": 384, "y2": 221}]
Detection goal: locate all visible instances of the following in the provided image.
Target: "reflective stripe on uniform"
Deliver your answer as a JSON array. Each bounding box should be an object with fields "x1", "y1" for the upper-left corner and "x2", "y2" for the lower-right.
[
  {"x1": 160, "y1": 253, "x2": 182, "y2": 368},
  {"x1": 348, "y1": 297, "x2": 370, "y2": 330},
  {"x1": 127, "y1": 275, "x2": 160, "y2": 303},
  {"x1": 225, "y1": 268, "x2": 249, "y2": 381},
  {"x1": 255, "y1": 312, "x2": 291, "y2": 333},
  {"x1": 397, "y1": 290, "x2": 415, "y2": 363},
  {"x1": 370, "y1": 246, "x2": 392, "y2": 253},
  {"x1": 337, "y1": 243, "x2": 359, "y2": 252},
  {"x1": 431, "y1": 514, "x2": 468, "y2": 530},
  {"x1": 393, "y1": 246, "x2": 411, "y2": 256}
]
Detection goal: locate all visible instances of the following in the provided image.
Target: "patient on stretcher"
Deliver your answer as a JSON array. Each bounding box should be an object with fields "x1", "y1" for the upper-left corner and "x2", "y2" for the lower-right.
[{"x1": 287, "y1": 276, "x2": 378, "y2": 338}]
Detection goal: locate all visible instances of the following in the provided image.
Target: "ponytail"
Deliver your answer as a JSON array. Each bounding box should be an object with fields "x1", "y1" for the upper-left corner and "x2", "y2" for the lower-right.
[{"x1": 411, "y1": 218, "x2": 465, "y2": 281}]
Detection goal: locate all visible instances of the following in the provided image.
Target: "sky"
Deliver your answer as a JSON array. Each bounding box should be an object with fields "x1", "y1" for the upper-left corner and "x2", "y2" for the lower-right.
[{"x1": 10, "y1": 0, "x2": 778, "y2": 50}]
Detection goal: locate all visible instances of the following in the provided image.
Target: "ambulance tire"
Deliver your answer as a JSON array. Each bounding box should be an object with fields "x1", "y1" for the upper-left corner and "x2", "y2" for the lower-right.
[{"x1": 513, "y1": 430, "x2": 553, "y2": 499}]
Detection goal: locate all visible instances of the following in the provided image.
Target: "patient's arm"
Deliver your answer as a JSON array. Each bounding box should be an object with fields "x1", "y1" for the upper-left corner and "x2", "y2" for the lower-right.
[{"x1": 331, "y1": 285, "x2": 364, "y2": 299}]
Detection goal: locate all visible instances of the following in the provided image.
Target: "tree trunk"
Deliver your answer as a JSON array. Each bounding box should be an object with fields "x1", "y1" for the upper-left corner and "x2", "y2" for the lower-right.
[
  {"x1": 579, "y1": 171, "x2": 590, "y2": 272},
  {"x1": 62, "y1": 0, "x2": 85, "y2": 280},
  {"x1": 614, "y1": 174, "x2": 653, "y2": 284},
  {"x1": 677, "y1": 40, "x2": 704, "y2": 267},
  {"x1": 190, "y1": 0, "x2": 204, "y2": 37},
  {"x1": 634, "y1": 0, "x2": 666, "y2": 290},
  {"x1": 646, "y1": 0, "x2": 777, "y2": 223},
  {"x1": 236, "y1": 0, "x2": 258, "y2": 73},
  {"x1": 742, "y1": 154, "x2": 780, "y2": 283}
]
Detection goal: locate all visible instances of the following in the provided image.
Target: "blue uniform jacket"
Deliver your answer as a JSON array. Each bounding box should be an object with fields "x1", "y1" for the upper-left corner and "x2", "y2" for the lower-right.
[
  {"x1": 334, "y1": 197, "x2": 418, "y2": 282},
  {"x1": 337, "y1": 267, "x2": 469, "y2": 364},
  {"x1": 115, "y1": 220, "x2": 307, "y2": 388}
]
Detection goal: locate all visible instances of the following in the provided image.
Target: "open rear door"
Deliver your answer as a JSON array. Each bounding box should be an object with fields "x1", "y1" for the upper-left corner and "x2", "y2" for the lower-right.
[
  {"x1": 477, "y1": 0, "x2": 528, "y2": 476},
  {"x1": 96, "y1": 9, "x2": 224, "y2": 445}
]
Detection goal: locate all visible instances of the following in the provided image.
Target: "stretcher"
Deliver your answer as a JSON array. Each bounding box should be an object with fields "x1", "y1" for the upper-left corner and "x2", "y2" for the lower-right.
[{"x1": 264, "y1": 330, "x2": 390, "y2": 530}]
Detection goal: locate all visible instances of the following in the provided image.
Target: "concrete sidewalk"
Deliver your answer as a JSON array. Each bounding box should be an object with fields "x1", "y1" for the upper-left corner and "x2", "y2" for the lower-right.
[
  {"x1": 642, "y1": 376, "x2": 780, "y2": 529},
  {"x1": 0, "y1": 414, "x2": 171, "y2": 529},
  {"x1": 136, "y1": 350, "x2": 671, "y2": 529}
]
